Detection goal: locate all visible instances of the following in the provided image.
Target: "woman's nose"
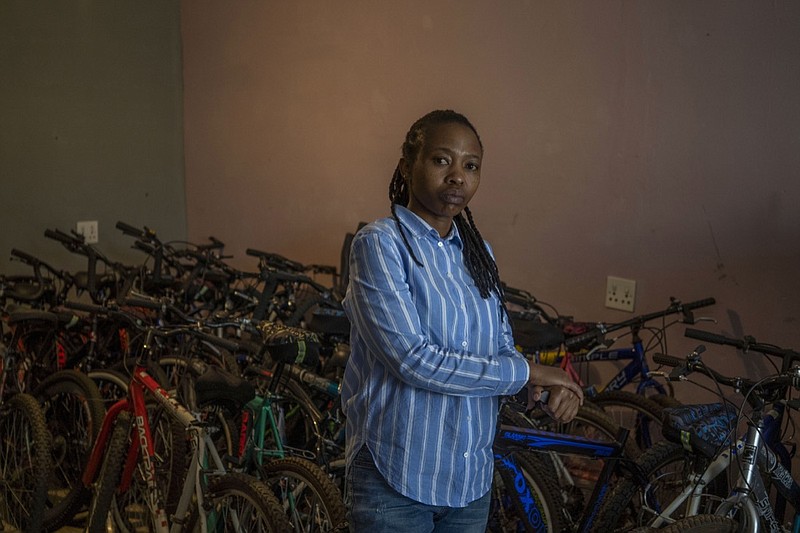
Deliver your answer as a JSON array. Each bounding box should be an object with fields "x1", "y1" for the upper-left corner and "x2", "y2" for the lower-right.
[{"x1": 447, "y1": 169, "x2": 465, "y2": 184}]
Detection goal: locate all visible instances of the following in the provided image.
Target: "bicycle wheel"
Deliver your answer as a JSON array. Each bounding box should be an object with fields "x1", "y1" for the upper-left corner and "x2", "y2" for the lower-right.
[
  {"x1": 188, "y1": 472, "x2": 292, "y2": 532},
  {"x1": 593, "y1": 441, "x2": 726, "y2": 531},
  {"x1": 259, "y1": 455, "x2": 347, "y2": 531},
  {"x1": 532, "y1": 403, "x2": 639, "y2": 514},
  {"x1": 157, "y1": 355, "x2": 238, "y2": 458},
  {"x1": 647, "y1": 513, "x2": 739, "y2": 532},
  {"x1": 0, "y1": 392, "x2": 52, "y2": 533},
  {"x1": 34, "y1": 369, "x2": 106, "y2": 530},
  {"x1": 589, "y1": 390, "x2": 667, "y2": 450},
  {"x1": 488, "y1": 450, "x2": 566, "y2": 533},
  {"x1": 109, "y1": 402, "x2": 189, "y2": 533},
  {"x1": 87, "y1": 410, "x2": 132, "y2": 533},
  {"x1": 88, "y1": 367, "x2": 131, "y2": 409}
]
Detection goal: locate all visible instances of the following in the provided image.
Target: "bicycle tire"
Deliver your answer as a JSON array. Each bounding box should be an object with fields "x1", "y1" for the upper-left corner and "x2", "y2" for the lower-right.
[
  {"x1": 589, "y1": 389, "x2": 667, "y2": 450},
  {"x1": 488, "y1": 450, "x2": 566, "y2": 533},
  {"x1": 34, "y1": 368, "x2": 106, "y2": 531},
  {"x1": 88, "y1": 367, "x2": 130, "y2": 408},
  {"x1": 648, "y1": 392, "x2": 681, "y2": 409},
  {"x1": 108, "y1": 401, "x2": 189, "y2": 533},
  {"x1": 0, "y1": 392, "x2": 52, "y2": 533},
  {"x1": 648, "y1": 513, "x2": 739, "y2": 532},
  {"x1": 186, "y1": 472, "x2": 293, "y2": 532},
  {"x1": 593, "y1": 440, "x2": 725, "y2": 531},
  {"x1": 86, "y1": 410, "x2": 132, "y2": 533},
  {"x1": 259, "y1": 455, "x2": 347, "y2": 531}
]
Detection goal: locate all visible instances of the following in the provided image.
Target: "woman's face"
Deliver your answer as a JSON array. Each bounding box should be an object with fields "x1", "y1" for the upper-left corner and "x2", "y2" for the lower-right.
[{"x1": 401, "y1": 122, "x2": 482, "y2": 236}]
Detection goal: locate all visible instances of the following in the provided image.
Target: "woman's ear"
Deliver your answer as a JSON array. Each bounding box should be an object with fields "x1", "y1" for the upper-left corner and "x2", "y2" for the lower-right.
[{"x1": 398, "y1": 158, "x2": 410, "y2": 181}]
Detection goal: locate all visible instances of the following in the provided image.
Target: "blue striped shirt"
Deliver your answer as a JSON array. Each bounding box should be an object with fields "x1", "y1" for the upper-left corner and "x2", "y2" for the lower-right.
[{"x1": 341, "y1": 206, "x2": 530, "y2": 507}]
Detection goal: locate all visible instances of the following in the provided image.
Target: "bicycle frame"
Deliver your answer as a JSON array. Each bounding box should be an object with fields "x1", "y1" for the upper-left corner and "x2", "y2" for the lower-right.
[
  {"x1": 648, "y1": 350, "x2": 800, "y2": 532},
  {"x1": 570, "y1": 333, "x2": 668, "y2": 396},
  {"x1": 530, "y1": 297, "x2": 717, "y2": 396},
  {"x1": 493, "y1": 421, "x2": 629, "y2": 532},
  {"x1": 83, "y1": 358, "x2": 231, "y2": 532}
]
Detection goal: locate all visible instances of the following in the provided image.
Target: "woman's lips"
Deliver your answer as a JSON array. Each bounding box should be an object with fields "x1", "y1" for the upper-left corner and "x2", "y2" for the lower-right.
[{"x1": 440, "y1": 190, "x2": 465, "y2": 204}]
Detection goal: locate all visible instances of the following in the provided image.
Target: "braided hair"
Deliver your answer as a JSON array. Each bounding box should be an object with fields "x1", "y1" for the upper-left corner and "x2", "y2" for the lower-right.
[{"x1": 389, "y1": 110, "x2": 506, "y2": 304}]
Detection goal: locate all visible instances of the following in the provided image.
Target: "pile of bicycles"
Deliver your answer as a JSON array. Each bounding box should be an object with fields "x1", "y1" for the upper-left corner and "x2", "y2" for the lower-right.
[{"x1": 1, "y1": 220, "x2": 797, "y2": 532}]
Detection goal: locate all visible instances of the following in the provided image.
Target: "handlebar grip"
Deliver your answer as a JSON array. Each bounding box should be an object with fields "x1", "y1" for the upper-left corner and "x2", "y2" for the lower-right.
[
  {"x1": 116, "y1": 221, "x2": 145, "y2": 238},
  {"x1": 63, "y1": 300, "x2": 107, "y2": 314},
  {"x1": 10, "y1": 249, "x2": 39, "y2": 265},
  {"x1": 44, "y1": 228, "x2": 77, "y2": 245},
  {"x1": 194, "y1": 331, "x2": 240, "y2": 353},
  {"x1": 245, "y1": 248, "x2": 304, "y2": 271},
  {"x1": 118, "y1": 297, "x2": 163, "y2": 310},
  {"x1": 683, "y1": 297, "x2": 716, "y2": 310},
  {"x1": 684, "y1": 328, "x2": 736, "y2": 347},
  {"x1": 133, "y1": 241, "x2": 155, "y2": 254},
  {"x1": 564, "y1": 330, "x2": 599, "y2": 350},
  {"x1": 653, "y1": 353, "x2": 683, "y2": 367},
  {"x1": 246, "y1": 248, "x2": 269, "y2": 258}
]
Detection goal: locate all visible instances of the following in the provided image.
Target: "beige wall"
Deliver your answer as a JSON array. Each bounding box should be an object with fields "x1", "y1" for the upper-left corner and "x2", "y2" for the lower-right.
[{"x1": 181, "y1": 2, "x2": 800, "y2": 398}]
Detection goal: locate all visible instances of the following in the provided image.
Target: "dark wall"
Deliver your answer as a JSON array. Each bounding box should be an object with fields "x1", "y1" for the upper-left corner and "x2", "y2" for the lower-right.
[{"x1": 0, "y1": 1, "x2": 187, "y2": 274}]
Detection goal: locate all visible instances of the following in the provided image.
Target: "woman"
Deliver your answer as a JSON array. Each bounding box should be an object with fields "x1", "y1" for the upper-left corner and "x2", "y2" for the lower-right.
[{"x1": 341, "y1": 109, "x2": 583, "y2": 532}]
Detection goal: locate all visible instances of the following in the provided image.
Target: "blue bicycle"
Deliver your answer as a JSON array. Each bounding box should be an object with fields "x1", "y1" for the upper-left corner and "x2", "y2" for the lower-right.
[
  {"x1": 490, "y1": 390, "x2": 635, "y2": 532},
  {"x1": 506, "y1": 288, "x2": 716, "y2": 450}
]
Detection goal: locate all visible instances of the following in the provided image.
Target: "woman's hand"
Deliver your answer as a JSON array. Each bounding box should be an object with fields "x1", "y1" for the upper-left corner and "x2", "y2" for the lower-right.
[
  {"x1": 529, "y1": 384, "x2": 581, "y2": 423},
  {"x1": 527, "y1": 362, "x2": 584, "y2": 423}
]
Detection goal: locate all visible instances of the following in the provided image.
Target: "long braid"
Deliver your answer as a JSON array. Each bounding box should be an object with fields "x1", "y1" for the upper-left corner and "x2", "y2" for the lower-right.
[
  {"x1": 389, "y1": 165, "x2": 424, "y2": 267},
  {"x1": 456, "y1": 208, "x2": 506, "y2": 303},
  {"x1": 389, "y1": 109, "x2": 505, "y2": 307}
]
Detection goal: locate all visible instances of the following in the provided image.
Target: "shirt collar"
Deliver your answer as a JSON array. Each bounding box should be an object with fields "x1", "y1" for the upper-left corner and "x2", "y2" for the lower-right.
[{"x1": 394, "y1": 205, "x2": 463, "y2": 248}]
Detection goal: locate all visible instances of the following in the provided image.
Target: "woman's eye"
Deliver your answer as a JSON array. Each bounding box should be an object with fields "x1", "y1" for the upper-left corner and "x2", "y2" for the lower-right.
[
  {"x1": 466, "y1": 162, "x2": 480, "y2": 171},
  {"x1": 434, "y1": 157, "x2": 449, "y2": 165}
]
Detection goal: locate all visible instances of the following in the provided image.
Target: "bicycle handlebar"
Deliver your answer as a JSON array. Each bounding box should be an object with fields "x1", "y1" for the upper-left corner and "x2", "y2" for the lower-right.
[
  {"x1": 44, "y1": 228, "x2": 82, "y2": 248},
  {"x1": 63, "y1": 298, "x2": 241, "y2": 353},
  {"x1": 564, "y1": 297, "x2": 716, "y2": 350},
  {"x1": 10, "y1": 248, "x2": 40, "y2": 266},
  {"x1": 684, "y1": 327, "x2": 800, "y2": 370},
  {"x1": 5, "y1": 249, "x2": 48, "y2": 302},
  {"x1": 653, "y1": 348, "x2": 800, "y2": 398},
  {"x1": 246, "y1": 248, "x2": 305, "y2": 273},
  {"x1": 116, "y1": 221, "x2": 147, "y2": 239}
]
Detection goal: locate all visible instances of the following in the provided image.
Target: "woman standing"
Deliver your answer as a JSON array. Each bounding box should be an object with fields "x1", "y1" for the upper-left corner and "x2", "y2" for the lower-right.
[{"x1": 341, "y1": 109, "x2": 583, "y2": 532}]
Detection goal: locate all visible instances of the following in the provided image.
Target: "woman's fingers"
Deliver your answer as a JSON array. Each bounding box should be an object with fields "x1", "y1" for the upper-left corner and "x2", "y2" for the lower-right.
[{"x1": 542, "y1": 385, "x2": 582, "y2": 423}]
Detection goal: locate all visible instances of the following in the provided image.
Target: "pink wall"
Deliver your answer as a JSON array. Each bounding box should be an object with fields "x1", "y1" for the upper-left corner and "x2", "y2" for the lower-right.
[{"x1": 182, "y1": 2, "x2": 800, "y2": 396}]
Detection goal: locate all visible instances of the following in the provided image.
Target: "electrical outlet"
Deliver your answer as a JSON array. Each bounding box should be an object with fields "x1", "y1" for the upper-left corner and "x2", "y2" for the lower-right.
[
  {"x1": 606, "y1": 276, "x2": 636, "y2": 312},
  {"x1": 76, "y1": 220, "x2": 99, "y2": 244}
]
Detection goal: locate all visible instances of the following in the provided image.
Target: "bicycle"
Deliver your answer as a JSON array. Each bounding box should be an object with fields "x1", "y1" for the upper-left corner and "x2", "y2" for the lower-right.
[
  {"x1": 507, "y1": 288, "x2": 716, "y2": 450},
  {"x1": 0, "y1": 391, "x2": 52, "y2": 532},
  {"x1": 596, "y1": 341, "x2": 800, "y2": 531},
  {"x1": 73, "y1": 304, "x2": 291, "y2": 532},
  {"x1": 490, "y1": 389, "x2": 637, "y2": 532},
  {"x1": 157, "y1": 351, "x2": 348, "y2": 531}
]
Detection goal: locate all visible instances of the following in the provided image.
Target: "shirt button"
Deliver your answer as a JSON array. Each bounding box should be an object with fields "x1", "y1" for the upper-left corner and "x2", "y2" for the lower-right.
[
  {"x1": 463, "y1": 452, "x2": 468, "y2": 458},
  {"x1": 461, "y1": 341, "x2": 468, "y2": 347},
  {"x1": 437, "y1": 241, "x2": 444, "y2": 247}
]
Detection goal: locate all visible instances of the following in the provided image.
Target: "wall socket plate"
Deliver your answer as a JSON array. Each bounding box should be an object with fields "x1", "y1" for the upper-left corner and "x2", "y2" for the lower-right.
[
  {"x1": 606, "y1": 275, "x2": 636, "y2": 312},
  {"x1": 76, "y1": 220, "x2": 99, "y2": 244}
]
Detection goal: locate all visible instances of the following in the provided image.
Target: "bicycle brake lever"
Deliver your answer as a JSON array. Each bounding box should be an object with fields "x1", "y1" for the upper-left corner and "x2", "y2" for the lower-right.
[{"x1": 529, "y1": 389, "x2": 551, "y2": 410}]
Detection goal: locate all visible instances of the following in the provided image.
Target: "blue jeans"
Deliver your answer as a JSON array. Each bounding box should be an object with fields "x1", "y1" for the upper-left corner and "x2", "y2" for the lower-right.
[{"x1": 345, "y1": 446, "x2": 491, "y2": 533}]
